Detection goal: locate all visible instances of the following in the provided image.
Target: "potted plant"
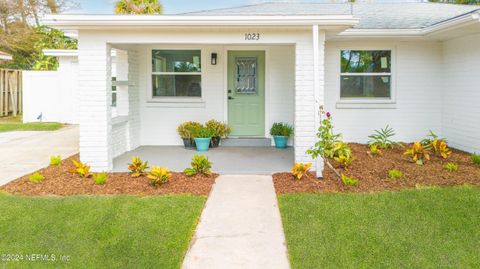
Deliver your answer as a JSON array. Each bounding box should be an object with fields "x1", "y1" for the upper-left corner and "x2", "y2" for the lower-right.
[
  {"x1": 205, "y1": 119, "x2": 232, "y2": 148},
  {"x1": 270, "y1": 122, "x2": 294, "y2": 149},
  {"x1": 177, "y1": 121, "x2": 202, "y2": 148},
  {"x1": 193, "y1": 126, "x2": 213, "y2": 152}
]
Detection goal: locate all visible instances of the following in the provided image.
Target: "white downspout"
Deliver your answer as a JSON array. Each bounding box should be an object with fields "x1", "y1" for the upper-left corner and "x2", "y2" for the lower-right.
[{"x1": 312, "y1": 24, "x2": 324, "y2": 178}]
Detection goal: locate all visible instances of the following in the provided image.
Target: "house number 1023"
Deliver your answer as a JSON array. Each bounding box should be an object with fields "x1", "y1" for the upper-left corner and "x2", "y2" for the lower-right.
[{"x1": 245, "y1": 33, "x2": 260, "y2": 40}]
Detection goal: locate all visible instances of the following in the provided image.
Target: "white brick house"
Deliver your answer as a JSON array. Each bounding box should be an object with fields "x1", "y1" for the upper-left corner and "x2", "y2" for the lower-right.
[{"x1": 44, "y1": 3, "x2": 480, "y2": 174}]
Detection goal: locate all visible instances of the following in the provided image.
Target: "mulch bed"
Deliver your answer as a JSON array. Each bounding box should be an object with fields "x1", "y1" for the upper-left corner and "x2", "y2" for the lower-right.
[
  {"x1": 273, "y1": 143, "x2": 480, "y2": 194},
  {"x1": 0, "y1": 155, "x2": 217, "y2": 196}
]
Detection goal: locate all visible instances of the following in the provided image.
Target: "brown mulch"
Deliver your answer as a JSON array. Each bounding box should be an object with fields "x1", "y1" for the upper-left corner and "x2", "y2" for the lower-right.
[
  {"x1": 0, "y1": 155, "x2": 217, "y2": 196},
  {"x1": 273, "y1": 143, "x2": 480, "y2": 194}
]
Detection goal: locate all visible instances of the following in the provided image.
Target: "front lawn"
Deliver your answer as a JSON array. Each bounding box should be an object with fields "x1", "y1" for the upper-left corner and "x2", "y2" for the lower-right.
[
  {"x1": 278, "y1": 186, "x2": 480, "y2": 268},
  {"x1": 0, "y1": 116, "x2": 63, "y2": 132},
  {"x1": 0, "y1": 194, "x2": 205, "y2": 268}
]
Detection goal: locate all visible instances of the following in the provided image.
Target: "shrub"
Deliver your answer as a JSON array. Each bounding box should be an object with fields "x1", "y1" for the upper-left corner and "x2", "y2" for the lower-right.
[
  {"x1": 93, "y1": 172, "x2": 108, "y2": 185},
  {"x1": 369, "y1": 144, "x2": 382, "y2": 156},
  {"x1": 421, "y1": 131, "x2": 451, "y2": 159},
  {"x1": 368, "y1": 125, "x2": 399, "y2": 149},
  {"x1": 443, "y1": 162, "x2": 458, "y2": 172},
  {"x1": 205, "y1": 119, "x2": 231, "y2": 138},
  {"x1": 307, "y1": 110, "x2": 354, "y2": 168},
  {"x1": 193, "y1": 126, "x2": 212, "y2": 138},
  {"x1": 292, "y1": 162, "x2": 312, "y2": 180},
  {"x1": 177, "y1": 121, "x2": 202, "y2": 139},
  {"x1": 184, "y1": 154, "x2": 212, "y2": 176},
  {"x1": 388, "y1": 169, "x2": 404, "y2": 180},
  {"x1": 404, "y1": 142, "x2": 430, "y2": 165},
  {"x1": 50, "y1": 155, "x2": 62, "y2": 166},
  {"x1": 147, "y1": 167, "x2": 172, "y2": 187},
  {"x1": 270, "y1": 122, "x2": 294, "y2": 137},
  {"x1": 71, "y1": 160, "x2": 91, "y2": 178},
  {"x1": 29, "y1": 172, "x2": 45, "y2": 183},
  {"x1": 341, "y1": 174, "x2": 358, "y2": 186},
  {"x1": 471, "y1": 153, "x2": 480, "y2": 166},
  {"x1": 128, "y1": 156, "x2": 149, "y2": 177}
]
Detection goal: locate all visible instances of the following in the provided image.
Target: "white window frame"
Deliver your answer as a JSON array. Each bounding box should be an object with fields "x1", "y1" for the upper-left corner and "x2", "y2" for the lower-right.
[
  {"x1": 337, "y1": 47, "x2": 396, "y2": 108},
  {"x1": 148, "y1": 47, "x2": 203, "y2": 104}
]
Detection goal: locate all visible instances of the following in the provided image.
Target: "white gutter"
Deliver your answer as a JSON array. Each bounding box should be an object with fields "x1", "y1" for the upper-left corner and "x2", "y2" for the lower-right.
[
  {"x1": 339, "y1": 10, "x2": 480, "y2": 37},
  {"x1": 43, "y1": 14, "x2": 359, "y2": 29},
  {"x1": 0, "y1": 54, "x2": 12, "y2": 61}
]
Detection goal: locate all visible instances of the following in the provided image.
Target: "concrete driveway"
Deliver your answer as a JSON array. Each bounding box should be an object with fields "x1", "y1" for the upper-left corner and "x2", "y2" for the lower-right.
[{"x1": 0, "y1": 125, "x2": 79, "y2": 186}]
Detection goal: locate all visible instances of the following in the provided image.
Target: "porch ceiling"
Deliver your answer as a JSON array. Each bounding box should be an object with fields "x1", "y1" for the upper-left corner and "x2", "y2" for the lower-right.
[{"x1": 113, "y1": 146, "x2": 294, "y2": 175}]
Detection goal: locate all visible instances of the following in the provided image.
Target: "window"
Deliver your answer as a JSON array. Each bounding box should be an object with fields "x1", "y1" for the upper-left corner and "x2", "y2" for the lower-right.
[
  {"x1": 235, "y1": 57, "x2": 257, "y2": 94},
  {"x1": 111, "y1": 77, "x2": 117, "y2": 107},
  {"x1": 340, "y1": 50, "x2": 391, "y2": 99},
  {"x1": 151, "y1": 50, "x2": 201, "y2": 98}
]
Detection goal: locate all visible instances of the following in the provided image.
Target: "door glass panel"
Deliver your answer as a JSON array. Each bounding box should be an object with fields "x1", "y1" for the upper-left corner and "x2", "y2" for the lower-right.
[{"x1": 235, "y1": 57, "x2": 257, "y2": 94}]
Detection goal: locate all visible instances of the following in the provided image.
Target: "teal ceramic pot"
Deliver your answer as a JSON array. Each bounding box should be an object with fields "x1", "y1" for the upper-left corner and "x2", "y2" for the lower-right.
[
  {"x1": 194, "y1": 138, "x2": 211, "y2": 152},
  {"x1": 273, "y1": 136, "x2": 288, "y2": 149}
]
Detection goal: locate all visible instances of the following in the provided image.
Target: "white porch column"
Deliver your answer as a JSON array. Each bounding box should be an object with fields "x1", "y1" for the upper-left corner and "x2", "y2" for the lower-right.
[
  {"x1": 294, "y1": 26, "x2": 326, "y2": 178},
  {"x1": 78, "y1": 40, "x2": 113, "y2": 172}
]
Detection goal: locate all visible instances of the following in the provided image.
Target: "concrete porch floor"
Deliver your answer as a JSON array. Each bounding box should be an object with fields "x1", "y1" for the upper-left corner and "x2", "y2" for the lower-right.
[{"x1": 113, "y1": 146, "x2": 294, "y2": 174}]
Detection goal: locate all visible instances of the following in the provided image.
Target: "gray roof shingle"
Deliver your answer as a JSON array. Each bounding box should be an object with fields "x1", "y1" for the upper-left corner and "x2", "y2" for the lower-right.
[{"x1": 182, "y1": 2, "x2": 480, "y2": 29}]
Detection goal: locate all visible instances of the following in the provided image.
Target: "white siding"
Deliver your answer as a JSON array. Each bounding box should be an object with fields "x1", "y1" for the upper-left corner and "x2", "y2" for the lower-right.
[
  {"x1": 442, "y1": 34, "x2": 480, "y2": 153},
  {"x1": 324, "y1": 40, "x2": 443, "y2": 143}
]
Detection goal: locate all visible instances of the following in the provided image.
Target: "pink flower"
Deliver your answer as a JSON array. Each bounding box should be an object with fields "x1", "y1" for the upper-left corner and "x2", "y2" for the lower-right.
[{"x1": 326, "y1": 112, "x2": 331, "y2": 118}]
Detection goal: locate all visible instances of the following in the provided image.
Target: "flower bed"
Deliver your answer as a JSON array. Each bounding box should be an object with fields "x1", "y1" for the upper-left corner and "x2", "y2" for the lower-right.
[
  {"x1": 273, "y1": 143, "x2": 480, "y2": 194},
  {"x1": 0, "y1": 155, "x2": 217, "y2": 196}
]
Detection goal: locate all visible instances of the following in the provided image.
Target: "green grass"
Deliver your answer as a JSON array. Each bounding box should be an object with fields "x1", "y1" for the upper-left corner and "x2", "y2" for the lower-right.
[
  {"x1": 0, "y1": 194, "x2": 206, "y2": 268},
  {"x1": 278, "y1": 186, "x2": 480, "y2": 269},
  {"x1": 0, "y1": 116, "x2": 63, "y2": 132}
]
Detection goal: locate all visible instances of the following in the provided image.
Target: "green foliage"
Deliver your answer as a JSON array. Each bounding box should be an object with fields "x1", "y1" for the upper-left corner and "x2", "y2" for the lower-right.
[
  {"x1": 205, "y1": 119, "x2": 231, "y2": 138},
  {"x1": 388, "y1": 169, "x2": 404, "y2": 180},
  {"x1": 307, "y1": 110, "x2": 354, "y2": 167},
  {"x1": 115, "y1": 0, "x2": 163, "y2": 14},
  {"x1": 270, "y1": 122, "x2": 294, "y2": 137},
  {"x1": 291, "y1": 162, "x2": 312, "y2": 180},
  {"x1": 368, "y1": 125, "x2": 399, "y2": 149},
  {"x1": 421, "y1": 131, "x2": 451, "y2": 159},
  {"x1": 404, "y1": 142, "x2": 430, "y2": 165},
  {"x1": 177, "y1": 121, "x2": 202, "y2": 139},
  {"x1": 128, "y1": 156, "x2": 149, "y2": 177},
  {"x1": 193, "y1": 126, "x2": 212, "y2": 138},
  {"x1": 71, "y1": 160, "x2": 92, "y2": 178},
  {"x1": 369, "y1": 144, "x2": 382, "y2": 156},
  {"x1": 184, "y1": 154, "x2": 212, "y2": 177},
  {"x1": 50, "y1": 155, "x2": 62, "y2": 166},
  {"x1": 341, "y1": 174, "x2": 358, "y2": 186},
  {"x1": 93, "y1": 172, "x2": 108, "y2": 185},
  {"x1": 29, "y1": 172, "x2": 45, "y2": 183},
  {"x1": 429, "y1": 0, "x2": 480, "y2": 5},
  {"x1": 443, "y1": 163, "x2": 458, "y2": 172},
  {"x1": 471, "y1": 153, "x2": 480, "y2": 165},
  {"x1": 147, "y1": 167, "x2": 172, "y2": 187}
]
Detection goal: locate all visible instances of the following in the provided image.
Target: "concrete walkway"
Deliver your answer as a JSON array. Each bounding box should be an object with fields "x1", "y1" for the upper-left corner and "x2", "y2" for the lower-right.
[
  {"x1": 0, "y1": 125, "x2": 79, "y2": 185},
  {"x1": 183, "y1": 175, "x2": 290, "y2": 269}
]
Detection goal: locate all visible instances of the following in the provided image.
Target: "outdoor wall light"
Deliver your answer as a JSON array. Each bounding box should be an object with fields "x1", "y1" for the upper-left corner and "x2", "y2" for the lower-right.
[{"x1": 211, "y1": 53, "x2": 217, "y2": 65}]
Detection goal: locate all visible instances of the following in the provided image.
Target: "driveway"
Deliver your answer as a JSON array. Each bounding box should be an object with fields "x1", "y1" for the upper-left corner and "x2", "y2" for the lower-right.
[{"x1": 0, "y1": 125, "x2": 79, "y2": 185}]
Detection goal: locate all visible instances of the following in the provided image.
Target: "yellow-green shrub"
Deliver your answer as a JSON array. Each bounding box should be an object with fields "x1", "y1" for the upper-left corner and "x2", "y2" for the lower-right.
[
  {"x1": 404, "y1": 142, "x2": 430, "y2": 165},
  {"x1": 93, "y1": 172, "x2": 108, "y2": 185},
  {"x1": 291, "y1": 162, "x2": 312, "y2": 180},
  {"x1": 443, "y1": 163, "x2": 458, "y2": 172},
  {"x1": 29, "y1": 172, "x2": 45, "y2": 183},
  {"x1": 184, "y1": 154, "x2": 212, "y2": 176},
  {"x1": 71, "y1": 160, "x2": 91, "y2": 178},
  {"x1": 128, "y1": 156, "x2": 149, "y2": 177},
  {"x1": 341, "y1": 174, "x2": 358, "y2": 186},
  {"x1": 388, "y1": 169, "x2": 403, "y2": 180},
  {"x1": 147, "y1": 167, "x2": 172, "y2": 187},
  {"x1": 50, "y1": 155, "x2": 62, "y2": 166}
]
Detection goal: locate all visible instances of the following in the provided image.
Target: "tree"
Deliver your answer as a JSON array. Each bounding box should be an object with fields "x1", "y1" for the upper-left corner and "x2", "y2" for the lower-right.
[
  {"x1": 115, "y1": 0, "x2": 163, "y2": 15},
  {"x1": 429, "y1": 0, "x2": 480, "y2": 4}
]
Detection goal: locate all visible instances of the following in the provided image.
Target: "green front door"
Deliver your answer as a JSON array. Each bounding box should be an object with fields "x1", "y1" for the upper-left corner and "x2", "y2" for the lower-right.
[{"x1": 227, "y1": 51, "x2": 265, "y2": 137}]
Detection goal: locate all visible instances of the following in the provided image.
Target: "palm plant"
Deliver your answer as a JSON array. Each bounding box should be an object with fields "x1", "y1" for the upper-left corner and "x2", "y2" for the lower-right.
[{"x1": 115, "y1": 0, "x2": 163, "y2": 15}]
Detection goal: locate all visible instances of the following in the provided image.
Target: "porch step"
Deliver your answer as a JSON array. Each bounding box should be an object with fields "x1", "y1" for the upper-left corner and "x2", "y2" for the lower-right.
[{"x1": 221, "y1": 138, "x2": 272, "y2": 147}]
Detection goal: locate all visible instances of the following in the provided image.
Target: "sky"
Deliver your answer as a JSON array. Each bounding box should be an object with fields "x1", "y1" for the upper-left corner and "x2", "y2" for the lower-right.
[{"x1": 68, "y1": 0, "x2": 425, "y2": 14}]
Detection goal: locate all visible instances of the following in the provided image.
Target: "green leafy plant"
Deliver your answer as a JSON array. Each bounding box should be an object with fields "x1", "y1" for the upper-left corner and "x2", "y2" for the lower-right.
[
  {"x1": 50, "y1": 155, "x2": 62, "y2": 166},
  {"x1": 368, "y1": 125, "x2": 400, "y2": 149},
  {"x1": 147, "y1": 167, "x2": 172, "y2": 187},
  {"x1": 443, "y1": 162, "x2": 458, "y2": 172},
  {"x1": 71, "y1": 160, "x2": 92, "y2": 178},
  {"x1": 128, "y1": 156, "x2": 149, "y2": 177},
  {"x1": 471, "y1": 153, "x2": 480, "y2": 166},
  {"x1": 421, "y1": 130, "x2": 445, "y2": 147},
  {"x1": 432, "y1": 139, "x2": 451, "y2": 159},
  {"x1": 369, "y1": 144, "x2": 382, "y2": 156},
  {"x1": 291, "y1": 162, "x2": 312, "y2": 180},
  {"x1": 341, "y1": 174, "x2": 358, "y2": 186},
  {"x1": 193, "y1": 126, "x2": 212, "y2": 138},
  {"x1": 205, "y1": 119, "x2": 231, "y2": 138},
  {"x1": 404, "y1": 142, "x2": 430, "y2": 165},
  {"x1": 388, "y1": 169, "x2": 404, "y2": 180},
  {"x1": 29, "y1": 172, "x2": 45, "y2": 183},
  {"x1": 307, "y1": 110, "x2": 354, "y2": 168},
  {"x1": 177, "y1": 121, "x2": 202, "y2": 139},
  {"x1": 184, "y1": 154, "x2": 212, "y2": 176},
  {"x1": 93, "y1": 172, "x2": 108, "y2": 185},
  {"x1": 270, "y1": 122, "x2": 294, "y2": 137}
]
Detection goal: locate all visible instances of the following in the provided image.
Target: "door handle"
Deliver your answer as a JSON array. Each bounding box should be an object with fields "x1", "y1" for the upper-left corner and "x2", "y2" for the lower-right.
[{"x1": 228, "y1": 96, "x2": 235, "y2": 100}]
